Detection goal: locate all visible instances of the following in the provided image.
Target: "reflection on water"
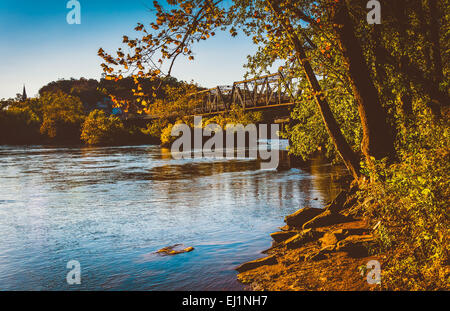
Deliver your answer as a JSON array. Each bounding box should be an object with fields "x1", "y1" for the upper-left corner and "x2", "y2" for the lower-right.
[{"x1": 0, "y1": 144, "x2": 343, "y2": 290}]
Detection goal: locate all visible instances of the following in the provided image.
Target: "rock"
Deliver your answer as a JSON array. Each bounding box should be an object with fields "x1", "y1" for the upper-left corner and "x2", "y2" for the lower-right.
[
  {"x1": 270, "y1": 231, "x2": 297, "y2": 243},
  {"x1": 285, "y1": 207, "x2": 323, "y2": 228},
  {"x1": 302, "y1": 210, "x2": 354, "y2": 230},
  {"x1": 156, "y1": 244, "x2": 195, "y2": 256},
  {"x1": 336, "y1": 235, "x2": 375, "y2": 258},
  {"x1": 325, "y1": 186, "x2": 359, "y2": 213},
  {"x1": 319, "y1": 244, "x2": 336, "y2": 253},
  {"x1": 309, "y1": 252, "x2": 327, "y2": 261},
  {"x1": 236, "y1": 255, "x2": 278, "y2": 273},
  {"x1": 283, "y1": 229, "x2": 322, "y2": 250},
  {"x1": 319, "y1": 232, "x2": 340, "y2": 248}
]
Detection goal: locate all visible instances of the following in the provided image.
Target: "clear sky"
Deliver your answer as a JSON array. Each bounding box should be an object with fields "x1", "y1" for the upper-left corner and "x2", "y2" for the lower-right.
[{"x1": 0, "y1": 0, "x2": 258, "y2": 99}]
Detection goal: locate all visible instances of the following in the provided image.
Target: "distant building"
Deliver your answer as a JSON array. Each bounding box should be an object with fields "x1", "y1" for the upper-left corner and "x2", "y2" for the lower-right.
[{"x1": 22, "y1": 85, "x2": 27, "y2": 100}]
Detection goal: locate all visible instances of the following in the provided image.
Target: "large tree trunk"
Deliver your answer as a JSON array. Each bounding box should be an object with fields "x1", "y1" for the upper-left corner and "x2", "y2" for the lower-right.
[
  {"x1": 269, "y1": 1, "x2": 361, "y2": 179},
  {"x1": 332, "y1": 2, "x2": 396, "y2": 162}
]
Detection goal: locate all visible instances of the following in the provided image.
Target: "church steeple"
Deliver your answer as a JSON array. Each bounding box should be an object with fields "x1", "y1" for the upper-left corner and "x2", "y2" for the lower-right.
[{"x1": 22, "y1": 85, "x2": 27, "y2": 100}]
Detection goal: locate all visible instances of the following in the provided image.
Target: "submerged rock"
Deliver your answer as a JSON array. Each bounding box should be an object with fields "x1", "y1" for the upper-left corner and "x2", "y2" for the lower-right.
[{"x1": 156, "y1": 244, "x2": 195, "y2": 256}]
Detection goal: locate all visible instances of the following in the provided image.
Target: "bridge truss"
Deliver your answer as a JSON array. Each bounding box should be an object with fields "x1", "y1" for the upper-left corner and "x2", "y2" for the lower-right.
[{"x1": 189, "y1": 72, "x2": 297, "y2": 115}]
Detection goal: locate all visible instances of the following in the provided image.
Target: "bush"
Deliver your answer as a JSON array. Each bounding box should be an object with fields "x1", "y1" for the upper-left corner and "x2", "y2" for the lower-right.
[
  {"x1": 81, "y1": 110, "x2": 126, "y2": 145},
  {"x1": 0, "y1": 106, "x2": 42, "y2": 144},
  {"x1": 359, "y1": 107, "x2": 449, "y2": 290},
  {"x1": 39, "y1": 91, "x2": 85, "y2": 142}
]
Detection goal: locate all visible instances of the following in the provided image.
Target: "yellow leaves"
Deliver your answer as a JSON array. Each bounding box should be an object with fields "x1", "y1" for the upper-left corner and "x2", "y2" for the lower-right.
[
  {"x1": 176, "y1": 34, "x2": 182, "y2": 39},
  {"x1": 152, "y1": 24, "x2": 159, "y2": 30},
  {"x1": 188, "y1": 55, "x2": 194, "y2": 60},
  {"x1": 135, "y1": 23, "x2": 144, "y2": 31}
]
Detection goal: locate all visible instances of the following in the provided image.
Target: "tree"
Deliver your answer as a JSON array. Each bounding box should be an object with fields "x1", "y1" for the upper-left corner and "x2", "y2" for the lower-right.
[
  {"x1": 98, "y1": 0, "x2": 364, "y2": 179},
  {"x1": 39, "y1": 90, "x2": 85, "y2": 142},
  {"x1": 330, "y1": 1, "x2": 395, "y2": 162},
  {"x1": 81, "y1": 109, "x2": 126, "y2": 145},
  {"x1": 98, "y1": 0, "x2": 448, "y2": 180}
]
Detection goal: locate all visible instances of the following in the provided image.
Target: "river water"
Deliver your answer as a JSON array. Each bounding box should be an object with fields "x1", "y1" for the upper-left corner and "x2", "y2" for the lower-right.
[{"x1": 0, "y1": 144, "x2": 343, "y2": 290}]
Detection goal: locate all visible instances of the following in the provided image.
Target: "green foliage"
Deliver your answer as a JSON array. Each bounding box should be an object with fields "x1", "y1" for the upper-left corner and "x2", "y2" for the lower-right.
[
  {"x1": 283, "y1": 78, "x2": 361, "y2": 161},
  {"x1": 144, "y1": 119, "x2": 170, "y2": 139},
  {"x1": 39, "y1": 91, "x2": 85, "y2": 142},
  {"x1": 160, "y1": 123, "x2": 175, "y2": 147},
  {"x1": 359, "y1": 106, "x2": 449, "y2": 290},
  {"x1": 81, "y1": 110, "x2": 126, "y2": 145},
  {"x1": 0, "y1": 105, "x2": 41, "y2": 144},
  {"x1": 204, "y1": 104, "x2": 263, "y2": 128}
]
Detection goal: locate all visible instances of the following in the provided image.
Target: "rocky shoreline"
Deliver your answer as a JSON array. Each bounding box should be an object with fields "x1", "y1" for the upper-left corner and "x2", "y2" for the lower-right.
[{"x1": 236, "y1": 185, "x2": 383, "y2": 290}]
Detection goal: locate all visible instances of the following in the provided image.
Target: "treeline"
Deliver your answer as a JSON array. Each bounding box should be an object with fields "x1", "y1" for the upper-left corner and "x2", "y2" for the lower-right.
[{"x1": 0, "y1": 76, "x2": 184, "y2": 145}]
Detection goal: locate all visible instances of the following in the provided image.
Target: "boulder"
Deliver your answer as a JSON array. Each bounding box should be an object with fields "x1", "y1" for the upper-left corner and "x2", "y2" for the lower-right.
[
  {"x1": 283, "y1": 229, "x2": 322, "y2": 250},
  {"x1": 309, "y1": 252, "x2": 327, "y2": 261},
  {"x1": 325, "y1": 186, "x2": 359, "y2": 213},
  {"x1": 285, "y1": 207, "x2": 323, "y2": 228},
  {"x1": 270, "y1": 231, "x2": 297, "y2": 243},
  {"x1": 319, "y1": 232, "x2": 340, "y2": 248},
  {"x1": 336, "y1": 235, "x2": 375, "y2": 258},
  {"x1": 325, "y1": 190, "x2": 348, "y2": 213},
  {"x1": 279, "y1": 225, "x2": 290, "y2": 231},
  {"x1": 302, "y1": 210, "x2": 354, "y2": 230},
  {"x1": 236, "y1": 255, "x2": 277, "y2": 273}
]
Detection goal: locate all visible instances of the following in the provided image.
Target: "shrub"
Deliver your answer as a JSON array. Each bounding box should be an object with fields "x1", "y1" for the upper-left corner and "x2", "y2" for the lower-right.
[
  {"x1": 81, "y1": 109, "x2": 126, "y2": 145},
  {"x1": 39, "y1": 91, "x2": 85, "y2": 142},
  {"x1": 0, "y1": 106, "x2": 42, "y2": 144},
  {"x1": 359, "y1": 107, "x2": 449, "y2": 290}
]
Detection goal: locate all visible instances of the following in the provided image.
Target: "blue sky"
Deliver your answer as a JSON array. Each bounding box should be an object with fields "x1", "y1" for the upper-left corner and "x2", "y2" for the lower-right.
[{"x1": 0, "y1": 0, "x2": 258, "y2": 99}]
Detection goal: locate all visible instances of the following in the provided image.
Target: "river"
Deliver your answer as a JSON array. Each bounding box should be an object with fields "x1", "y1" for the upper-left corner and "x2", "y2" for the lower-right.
[{"x1": 0, "y1": 144, "x2": 343, "y2": 290}]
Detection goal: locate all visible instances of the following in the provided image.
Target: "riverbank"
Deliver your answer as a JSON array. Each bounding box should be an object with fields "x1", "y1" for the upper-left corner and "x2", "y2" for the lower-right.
[{"x1": 236, "y1": 185, "x2": 383, "y2": 290}]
